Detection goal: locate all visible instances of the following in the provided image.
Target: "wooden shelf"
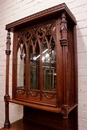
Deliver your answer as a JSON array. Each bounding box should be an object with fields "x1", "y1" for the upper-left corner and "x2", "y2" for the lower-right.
[
  {"x1": 69, "y1": 103, "x2": 78, "y2": 113},
  {"x1": 1, "y1": 119, "x2": 57, "y2": 130},
  {"x1": 8, "y1": 99, "x2": 61, "y2": 113}
]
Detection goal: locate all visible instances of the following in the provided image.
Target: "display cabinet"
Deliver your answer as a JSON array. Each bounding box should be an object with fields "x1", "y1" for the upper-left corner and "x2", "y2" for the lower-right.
[{"x1": 2, "y1": 3, "x2": 78, "y2": 130}]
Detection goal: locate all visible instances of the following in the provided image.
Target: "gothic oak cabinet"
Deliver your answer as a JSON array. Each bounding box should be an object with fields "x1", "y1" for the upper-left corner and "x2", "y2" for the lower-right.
[{"x1": 2, "y1": 3, "x2": 78, "y2": 130}]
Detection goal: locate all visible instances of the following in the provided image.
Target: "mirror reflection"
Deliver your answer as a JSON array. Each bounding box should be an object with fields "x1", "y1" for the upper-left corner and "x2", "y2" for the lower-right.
[
  {"x1": 42, "y1": 38, "x2": 56, "y2": 91},
  {"x1": 29, "y1": 42, "x2": 40, "y2": 89},
  {"x1": 17, "y1": 48, "x2": 26, "y2": 88}
]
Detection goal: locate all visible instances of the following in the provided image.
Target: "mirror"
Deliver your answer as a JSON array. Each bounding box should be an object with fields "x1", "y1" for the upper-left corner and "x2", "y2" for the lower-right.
[
  {"x1": 42, "y1": 37, "x2": 56, "y2": 91},
  {"x1": 17, "y1": 45, "x2": 26, "y2": 88},
  {"x1": 29, "y1": 41, "x2": 40, "y2": 90}
]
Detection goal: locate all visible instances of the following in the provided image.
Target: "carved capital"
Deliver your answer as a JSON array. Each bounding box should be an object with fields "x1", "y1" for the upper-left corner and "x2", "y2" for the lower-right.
[
  {"x1": 5, "y1": 50, "x2": 11, "y2": 55},
  {"x1": 61, "y1": 105, "x2": 69, "y2": 119},
  {"x1": 60, "y1": 38, "x2": 68, "y2": 46},
  {"x1": 4, "y1": 95, "x2": 10, "y2": 102}
]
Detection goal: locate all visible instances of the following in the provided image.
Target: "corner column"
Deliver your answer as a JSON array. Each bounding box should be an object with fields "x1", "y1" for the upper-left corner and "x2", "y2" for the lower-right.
[
  {"x1": 60, "y1": 12, "x2": 69, "y2": 130},
  {"x1": 4, "y1": 30, "x2": 11, "y2": 128}
]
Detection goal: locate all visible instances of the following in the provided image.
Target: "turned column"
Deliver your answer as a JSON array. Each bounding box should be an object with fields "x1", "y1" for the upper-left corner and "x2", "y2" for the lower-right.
[
  {"x1": 60, "y1": 12, "x2": 69, "y2": 130},
  {"x1": 4, "y1": 30, "x2": 11, "y2": 128}
]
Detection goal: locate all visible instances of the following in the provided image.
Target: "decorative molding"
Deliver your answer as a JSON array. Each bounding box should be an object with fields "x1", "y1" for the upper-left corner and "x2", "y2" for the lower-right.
[
  {"x1": 16, "y1": 89, "x2": 25, "y2": 95},
  {"x1": 42, "y1": 92, "x2": 56, "y2": 100},
  {"x1": 28, "y1": 90, "x2": 40, "y2": 97},
  {"x1": 5, "y1": 3, "x2": 76, "y2": 31}
]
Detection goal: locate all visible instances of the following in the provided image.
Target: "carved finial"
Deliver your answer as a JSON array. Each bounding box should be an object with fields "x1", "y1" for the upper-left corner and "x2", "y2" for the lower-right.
[
  {"x1": 5, "y1": 31, "x2": 11, "y2": 55},
  {"x1": 60, "y1": 12, "x2": 68, "y2": 46},
  {"x1": 61, "y1": 13, "x2": 67, "y2": 23}
]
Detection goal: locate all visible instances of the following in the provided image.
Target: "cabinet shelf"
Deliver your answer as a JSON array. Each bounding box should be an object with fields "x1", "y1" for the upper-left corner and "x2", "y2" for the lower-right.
[
  {"x1": 9, "y1": 99, "x2": 61, "y2": 113},
  {"x1": 8, "y1": 99, "x2": 77, "y2": 114}
]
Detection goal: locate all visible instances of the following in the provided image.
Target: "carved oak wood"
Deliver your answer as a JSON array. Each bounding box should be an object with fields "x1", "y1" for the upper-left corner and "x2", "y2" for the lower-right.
[{"x1": 3, "y1": 3, "x2": 78, "y2": 130}]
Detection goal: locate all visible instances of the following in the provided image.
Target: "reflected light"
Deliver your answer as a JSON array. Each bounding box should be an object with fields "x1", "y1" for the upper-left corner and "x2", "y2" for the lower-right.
[
  {"x1": 45, "y1": 53, "x2": 49, "y2": 58},
  {"x1": 33, "y1": 49, "x2": 48, "y2": 60},
  {"x1": 42, "y1": 56, "x2": 45, "y2": 62}
]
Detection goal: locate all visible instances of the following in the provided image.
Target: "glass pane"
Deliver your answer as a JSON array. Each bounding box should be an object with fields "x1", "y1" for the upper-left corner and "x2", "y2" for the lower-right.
[
  {"x1": 29, "y1": 42, "x2": 40, "y2": 89},
  {"x1": 42, "y1": 37, "x2": 56, "y2": 91},
  {"x1": 17, "y1": 47, "x2": 26, "y2": 88}
]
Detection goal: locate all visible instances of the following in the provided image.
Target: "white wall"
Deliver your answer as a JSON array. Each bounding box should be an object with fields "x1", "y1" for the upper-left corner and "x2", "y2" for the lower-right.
[{"x1": 0, "y1": 0, "x2": 87, "y2": 129}]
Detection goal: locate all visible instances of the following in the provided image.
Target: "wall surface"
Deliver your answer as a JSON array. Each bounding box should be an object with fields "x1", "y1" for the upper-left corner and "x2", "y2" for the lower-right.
[{"x1": 0, "y1": 0, "x2": 87, "y2": 129}]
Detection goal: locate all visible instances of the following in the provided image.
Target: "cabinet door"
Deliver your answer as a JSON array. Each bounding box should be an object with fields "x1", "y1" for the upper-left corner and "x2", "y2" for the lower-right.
[{"x1": 13, "y1": 20, "x2": 58, "y2": 106}]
